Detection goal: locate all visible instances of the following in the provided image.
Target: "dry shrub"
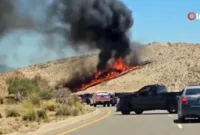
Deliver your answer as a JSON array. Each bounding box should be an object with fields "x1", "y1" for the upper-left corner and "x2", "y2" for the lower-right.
[
  {"x1": 74, "y1": 101, "x2": 85, "y2": 114},
  {"x1": 27, "y1": 94, "x2": 41, "y2": 107},
  {"x1": 38, "y1": 90, "x2": 52, "y2": 100},
  {"x1": 5, "y1": 106, "x2": 20, "y2": 117},
  {"x1": 41, "y1": 100, "x2": 56, "y2": 111},
  {"x1": 56, "y1": 103, "x2": 62, "y2": 109},
  {"x1": 19, "y1": 101, "x2": 37, "y2": 121},
  {"x1": 52, "y1": 87, "x2": 71, "y2": 103},
  {"x1": 36, "y1": 108, "x2": 49, "y2": 122},
  {"x1": 56, "y1": 95, "x2": 87, "y2": 117},
  {"x1": 66, "y1": 95, "x2": 80, "y2": 106},
  {"x1": 56, "y1": 104, "x2": 71, "y2": 116},
  {"x1": 70, "y1": 106, "x2": 80, "y2": 116},
  {"x1": 4, "y1": 96, "x2": 16, "y2": 104},
  {"x1": 19, "y1": 99, "x2": 51, "y2": 122},
  {"x1": 67, "y1": 95, "x2": 87, "y2": 114}
]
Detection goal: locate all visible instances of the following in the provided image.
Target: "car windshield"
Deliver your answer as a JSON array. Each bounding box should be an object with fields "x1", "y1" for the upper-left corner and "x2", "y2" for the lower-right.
[{"x1": 185, "y1": 88, "x2": 200, "y2": 95}]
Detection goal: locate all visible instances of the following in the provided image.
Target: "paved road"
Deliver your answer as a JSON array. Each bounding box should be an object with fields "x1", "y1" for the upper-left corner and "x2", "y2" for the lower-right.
[{"x1": 56, "y1": 107, "x2": 200, "y2": 135}]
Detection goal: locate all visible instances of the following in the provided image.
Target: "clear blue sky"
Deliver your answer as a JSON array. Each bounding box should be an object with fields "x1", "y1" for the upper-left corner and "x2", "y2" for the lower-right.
[{"x1": 122, "y1": 0, "x2": 200, "y2": 43}]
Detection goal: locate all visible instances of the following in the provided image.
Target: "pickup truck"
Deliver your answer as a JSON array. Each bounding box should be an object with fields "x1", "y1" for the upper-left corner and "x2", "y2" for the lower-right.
[{"x1": 116, "y1": 84, "x2": 182, "y2": 115}]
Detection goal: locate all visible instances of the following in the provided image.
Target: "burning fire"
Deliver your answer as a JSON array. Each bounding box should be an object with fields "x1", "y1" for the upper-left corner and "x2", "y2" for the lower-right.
[{"x1": 73, "y1": 57, "x2": 139, "y2": 92}]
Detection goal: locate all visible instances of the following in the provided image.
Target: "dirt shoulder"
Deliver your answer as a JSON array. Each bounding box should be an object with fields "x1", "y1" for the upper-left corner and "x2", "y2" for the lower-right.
[
  {"x1": 0, "y1": 104, "x2": 96, "y2": 135},
  {"x1": 7, "y1": 107, "x2": 100, "y2": 135}
]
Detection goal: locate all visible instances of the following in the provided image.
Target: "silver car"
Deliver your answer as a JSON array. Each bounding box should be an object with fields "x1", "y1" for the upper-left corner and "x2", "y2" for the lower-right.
[{"x1": 178, "y1": 86, "x2": 200, "y2": 121}]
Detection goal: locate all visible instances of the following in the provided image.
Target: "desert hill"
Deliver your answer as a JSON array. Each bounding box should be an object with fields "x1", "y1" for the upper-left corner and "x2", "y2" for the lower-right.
[
  {"x1": 84, "y1": 42, "x2": 200, "y2": 93},
  {"x1": 1, "y1": 42, "x2": 200, "y2": 97}
]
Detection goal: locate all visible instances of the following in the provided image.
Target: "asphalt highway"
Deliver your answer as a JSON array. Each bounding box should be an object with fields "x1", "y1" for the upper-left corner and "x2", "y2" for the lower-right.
[{"x1": 55, "y1": 107, "x2": 200, "y2": 135}]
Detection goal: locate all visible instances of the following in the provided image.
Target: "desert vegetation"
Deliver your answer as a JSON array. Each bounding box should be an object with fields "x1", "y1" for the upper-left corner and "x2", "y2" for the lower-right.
[{"x1": 0, "y1": 76, "x2": 93, "y2": 135}]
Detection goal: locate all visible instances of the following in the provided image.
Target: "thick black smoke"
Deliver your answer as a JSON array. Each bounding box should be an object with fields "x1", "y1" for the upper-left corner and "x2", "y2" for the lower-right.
[
  {"x1": 59, "y1": 0, "x2": 134, "y2": 70},
  {"x1": 0, "y1": 0, "x2": 135, "y2": 70},
  {"x1": 0, "y1": 0, "x2": 13, "y2": 36}
]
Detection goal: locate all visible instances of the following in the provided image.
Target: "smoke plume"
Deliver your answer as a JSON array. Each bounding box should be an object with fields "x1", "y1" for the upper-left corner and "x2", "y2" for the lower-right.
[
  {"x1": 0, "y1": 0, "x2": 13, "y2": 36},
  {"x1": 0, "y1": 0, "x2": 143, "y2": 71},
  {"x1": 56, "y1": 0, "x2": 135, "y2": 70},
  {"x1": 0, "y1": 0, "x2": 90, "y2": 69}
]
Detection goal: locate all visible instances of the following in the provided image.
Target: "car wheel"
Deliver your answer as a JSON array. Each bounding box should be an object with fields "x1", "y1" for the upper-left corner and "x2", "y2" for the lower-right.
[
  {"x1": 167, "y1": 104, "x2": 177, "y2": 114},
  {"x1": 121, "y1": 110, "x2": 130, "y2": 115},
  {"x1": 112, "y1": 103, "x2": 115, "y2": 106},
  {"x1": 94, "y1": 104, "x2": 96, "y2": 107},
  {"x1": 103, "y1": 104, "x2": 106, "y2": 107},
  {"x1": 107, "y1": 104, "x2": 110, "y2": 107},
  {"x1": 135, "y1": 110, "x2": 143, "y2": 114},
  {"x1": 178, "y1": 115, "x2": 185, "y2": 123}
]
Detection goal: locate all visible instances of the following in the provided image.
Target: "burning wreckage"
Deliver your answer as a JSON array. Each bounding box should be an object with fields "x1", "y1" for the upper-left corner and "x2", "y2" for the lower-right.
[
  {"x1": 54, "y1": 0, "x2": 151, "y2": 92},
  {"x1": 65, "y1": 57, "x2": 150, "y2": 92}
]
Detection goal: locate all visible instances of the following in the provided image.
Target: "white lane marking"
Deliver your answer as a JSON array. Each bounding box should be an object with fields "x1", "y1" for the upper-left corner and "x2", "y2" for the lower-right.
[
  {"x1": 167, "y1": 114, "x2": 183, "y2": 129},
  {"x1": 177, "y1": 124, "x2": 183, "y2": 129}
]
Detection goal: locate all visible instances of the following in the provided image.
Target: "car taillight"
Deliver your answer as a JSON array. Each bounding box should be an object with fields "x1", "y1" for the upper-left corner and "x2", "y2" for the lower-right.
[
  {"x1": 181, "y1": 97, "x2": 187, "y2": 104},
  {"x1": 95, "y1": 96, "x2": 100, "y2": 100}
]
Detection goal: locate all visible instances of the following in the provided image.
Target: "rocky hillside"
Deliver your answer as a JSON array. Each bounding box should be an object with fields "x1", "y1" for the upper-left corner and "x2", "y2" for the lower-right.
[
  {"x1": 1, "y1": 42, "x2": 200, "y2": 97},
  {"x1": 84, "y1": 42, "x2": 200, "y2": 93}
]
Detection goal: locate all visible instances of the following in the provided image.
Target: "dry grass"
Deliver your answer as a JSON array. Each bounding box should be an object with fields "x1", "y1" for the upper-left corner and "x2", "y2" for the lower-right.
[
  {"x1": 0, "y1": 75, "x2": 92, "y2": 134},
  {"x1": 41, "y1": 100, "x2": 56, "y2": 111},
  {"x1": 0, "y1": 105, "x2": 39, "y2": 134},
  {"x1": 0, "y1": 96, "x2": 92, "y2": 134},
  {"x1": 19, "y1": 101, "x2": 37, "y2": 121},
  {"x1": 5, "y1": 106, "x2": 20, "y2": 117}
]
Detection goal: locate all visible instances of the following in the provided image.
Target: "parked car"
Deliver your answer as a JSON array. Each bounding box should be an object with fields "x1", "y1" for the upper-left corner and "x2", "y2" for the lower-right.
[
  {"x1": 177, "y1": 85, "x2": 200, "y2": 122},
  {"x1": 90, "y1": 92, "x2": 112, "y2": 107},
  {"x1": 116, "y1": 84, "x2": 182, "y2": 115},
  {"x1": 82, "y1": 93, "x2": 93, "y2": 104}
]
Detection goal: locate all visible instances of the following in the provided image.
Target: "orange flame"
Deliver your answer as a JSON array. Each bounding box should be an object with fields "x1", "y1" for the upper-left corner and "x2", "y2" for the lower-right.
[{"x1": 73, "y1": 57, "x2": 139, "y2": 92}]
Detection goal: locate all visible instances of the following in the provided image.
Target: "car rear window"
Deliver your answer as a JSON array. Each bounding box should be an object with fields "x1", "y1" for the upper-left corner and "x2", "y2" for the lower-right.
[
  {"x1": 96, "y1": 93, "x2": 109, "y2": 96},
  {"x1": 185, "y1": 88, "x2": 200, "y2": 95},
  {"x1": 157, "y1": 85, "x2": 167, "y2": 93}
]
